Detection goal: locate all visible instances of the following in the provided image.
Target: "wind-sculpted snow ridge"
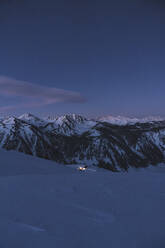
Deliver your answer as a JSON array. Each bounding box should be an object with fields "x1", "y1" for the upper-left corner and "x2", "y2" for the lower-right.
[{"x1": 1, "y1": 113, "x2": 165, "y2": 171}]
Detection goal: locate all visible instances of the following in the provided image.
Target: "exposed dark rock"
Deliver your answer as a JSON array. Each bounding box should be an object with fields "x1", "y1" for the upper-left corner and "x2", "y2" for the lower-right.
[{"x1": 0, "y1": 114, "x2": 165, "y2": 171}]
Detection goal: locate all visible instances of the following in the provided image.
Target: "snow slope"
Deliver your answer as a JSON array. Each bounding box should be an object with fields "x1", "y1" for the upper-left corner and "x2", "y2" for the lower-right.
[{"x1": 0, "y1": 149, "x2": 165, "y2": 248}]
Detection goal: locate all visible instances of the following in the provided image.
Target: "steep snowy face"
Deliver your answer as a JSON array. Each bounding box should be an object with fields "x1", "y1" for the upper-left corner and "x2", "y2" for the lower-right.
[
  {"x1": 1, "y1": 116, "x2": 16, "y2": 126},
  {"x1": 0, "y1": 116, "x2": 28, "y2": 149},
  {"x1": 53, "y1": 114, "x2": 87, "y2": 127},
  {"x1": 46, "y1": 114, "x2": 86, "y2": 123},
  {"x1": 1, "y1": 113, "x2": 165, "y2": 171},
  {"x1": 18, "y1": 113, "x2": 47, "y2": 127},
  {"x1": 45, "y1": 114, "x2": 96, "y2": 135},
  {"x1": 99, "y1": 116, "x2": 164, "y2": 125},
  {"x1": 0, "y1": 116, "x2": 57, "y2": 160}
]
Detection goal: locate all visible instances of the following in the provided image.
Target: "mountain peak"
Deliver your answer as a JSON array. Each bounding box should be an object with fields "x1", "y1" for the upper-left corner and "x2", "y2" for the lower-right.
[
  {"x1": 47, "y1": 114, "x2": 87, "y2": 124},
  {"x1": 19, "y1": 113, "x2": 40, "y2": 120},
  {"x1": 2, "y1": 116, "x2": 17, "y2": 125},
  {"x1": 18, "y1": 113, "x2": 46, "y2": 127}
]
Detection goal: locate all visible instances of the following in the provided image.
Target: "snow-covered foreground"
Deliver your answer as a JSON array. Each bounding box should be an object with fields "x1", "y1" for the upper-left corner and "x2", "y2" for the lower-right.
[{"x1": 0, "y1": 150, "x2": 165, "y2": 248}]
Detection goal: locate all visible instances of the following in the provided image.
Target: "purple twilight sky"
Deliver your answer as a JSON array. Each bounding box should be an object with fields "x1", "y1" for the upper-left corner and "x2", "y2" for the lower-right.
[{"x1": 0, "y1": 0, "x2": 165, "y2": 117}]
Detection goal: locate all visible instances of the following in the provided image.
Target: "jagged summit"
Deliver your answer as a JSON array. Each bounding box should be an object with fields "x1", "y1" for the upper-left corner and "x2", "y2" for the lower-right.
[
  {"x1": 18, "y1": 113, "x2": 44, "y2": 123},
  {"x1": 19, "y1": 113, "x2": 39, "y2": 120},
  {"x1": 54, "y1": 114, "x2": 87, "y2": 126},
  {"x1": 47, "y1": 114, "x2": 87, "y2": 123},
  {"x1": 1, "y1": 116, "x2": 18, "y2": 126},
  {"x1": 18, "y1": 113, "x2": 47, "y2": 127},
  {"x1": 45, "y1": 114, "x2": 95, "y2": 135}
]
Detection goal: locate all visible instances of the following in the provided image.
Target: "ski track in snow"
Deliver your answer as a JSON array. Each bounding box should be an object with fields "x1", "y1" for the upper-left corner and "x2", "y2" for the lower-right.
[
  {"x1": 0, "y1": 218, "x2": 46, "y2": 232},
  {"x1": 69, "y1": 204, "x2": 115, "y2": 224},
  {"x1": 15, "y1": 222, "x2": 46, "y2": 232}
]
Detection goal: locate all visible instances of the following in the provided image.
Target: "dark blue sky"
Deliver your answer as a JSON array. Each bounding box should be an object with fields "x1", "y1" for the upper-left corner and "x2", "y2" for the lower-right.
[{"x1": 0, "y1": 0, "x2": 165, "y2": 117}]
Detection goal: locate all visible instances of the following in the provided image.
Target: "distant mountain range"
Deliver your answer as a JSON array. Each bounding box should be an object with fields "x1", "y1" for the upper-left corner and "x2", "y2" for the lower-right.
[
  {"x1": 1, "y1": 113, "x2": 165, "y2": 171},
  {"x1": 99, "y1": 115, "x2": 164, "y2": 125}
]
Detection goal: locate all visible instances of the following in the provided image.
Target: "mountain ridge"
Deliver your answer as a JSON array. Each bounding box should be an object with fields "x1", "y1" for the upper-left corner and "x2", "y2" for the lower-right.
[{"x1": 1, "y1": 113, "x2": 165, "y2": 171}]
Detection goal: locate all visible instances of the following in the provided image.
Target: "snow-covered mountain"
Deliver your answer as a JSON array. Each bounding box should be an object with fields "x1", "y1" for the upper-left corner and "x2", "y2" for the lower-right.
[
  {"x1": 44, "y1": 114, "x2": 96, "y2": 135},
  {"x1": 99, "y1": 115, "x2": 164, "y2": 125},
  {"x1": 1, "y1": 113, "x2": 165, "y2": 171},
  {"x1": 18, "y1": 113, "x2": 47, "y2": 127}
]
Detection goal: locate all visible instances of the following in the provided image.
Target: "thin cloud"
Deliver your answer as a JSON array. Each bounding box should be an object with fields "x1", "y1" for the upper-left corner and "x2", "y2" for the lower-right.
[{"x1": 0, "y1": 76, "x2": 85, "y2": 112}]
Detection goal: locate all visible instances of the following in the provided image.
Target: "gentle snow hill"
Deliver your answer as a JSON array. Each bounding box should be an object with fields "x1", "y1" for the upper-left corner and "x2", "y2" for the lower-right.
[
  {"x1": 1, "y1": 149, "x2": 165, "y2": 248},
  {"x1": 0, "y1": 149, "x2": 73, "y2": 176}
]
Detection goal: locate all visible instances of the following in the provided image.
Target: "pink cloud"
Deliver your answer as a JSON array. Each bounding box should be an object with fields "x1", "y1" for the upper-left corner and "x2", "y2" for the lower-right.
[{"x1": 0, "y1": 76, "x2": 85, "y2": 112}]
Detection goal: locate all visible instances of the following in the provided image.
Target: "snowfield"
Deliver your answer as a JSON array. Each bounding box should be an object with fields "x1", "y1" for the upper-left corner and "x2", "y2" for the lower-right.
[{"x1": 0, "y1": 149, "x2": 165, "y2": 248}]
